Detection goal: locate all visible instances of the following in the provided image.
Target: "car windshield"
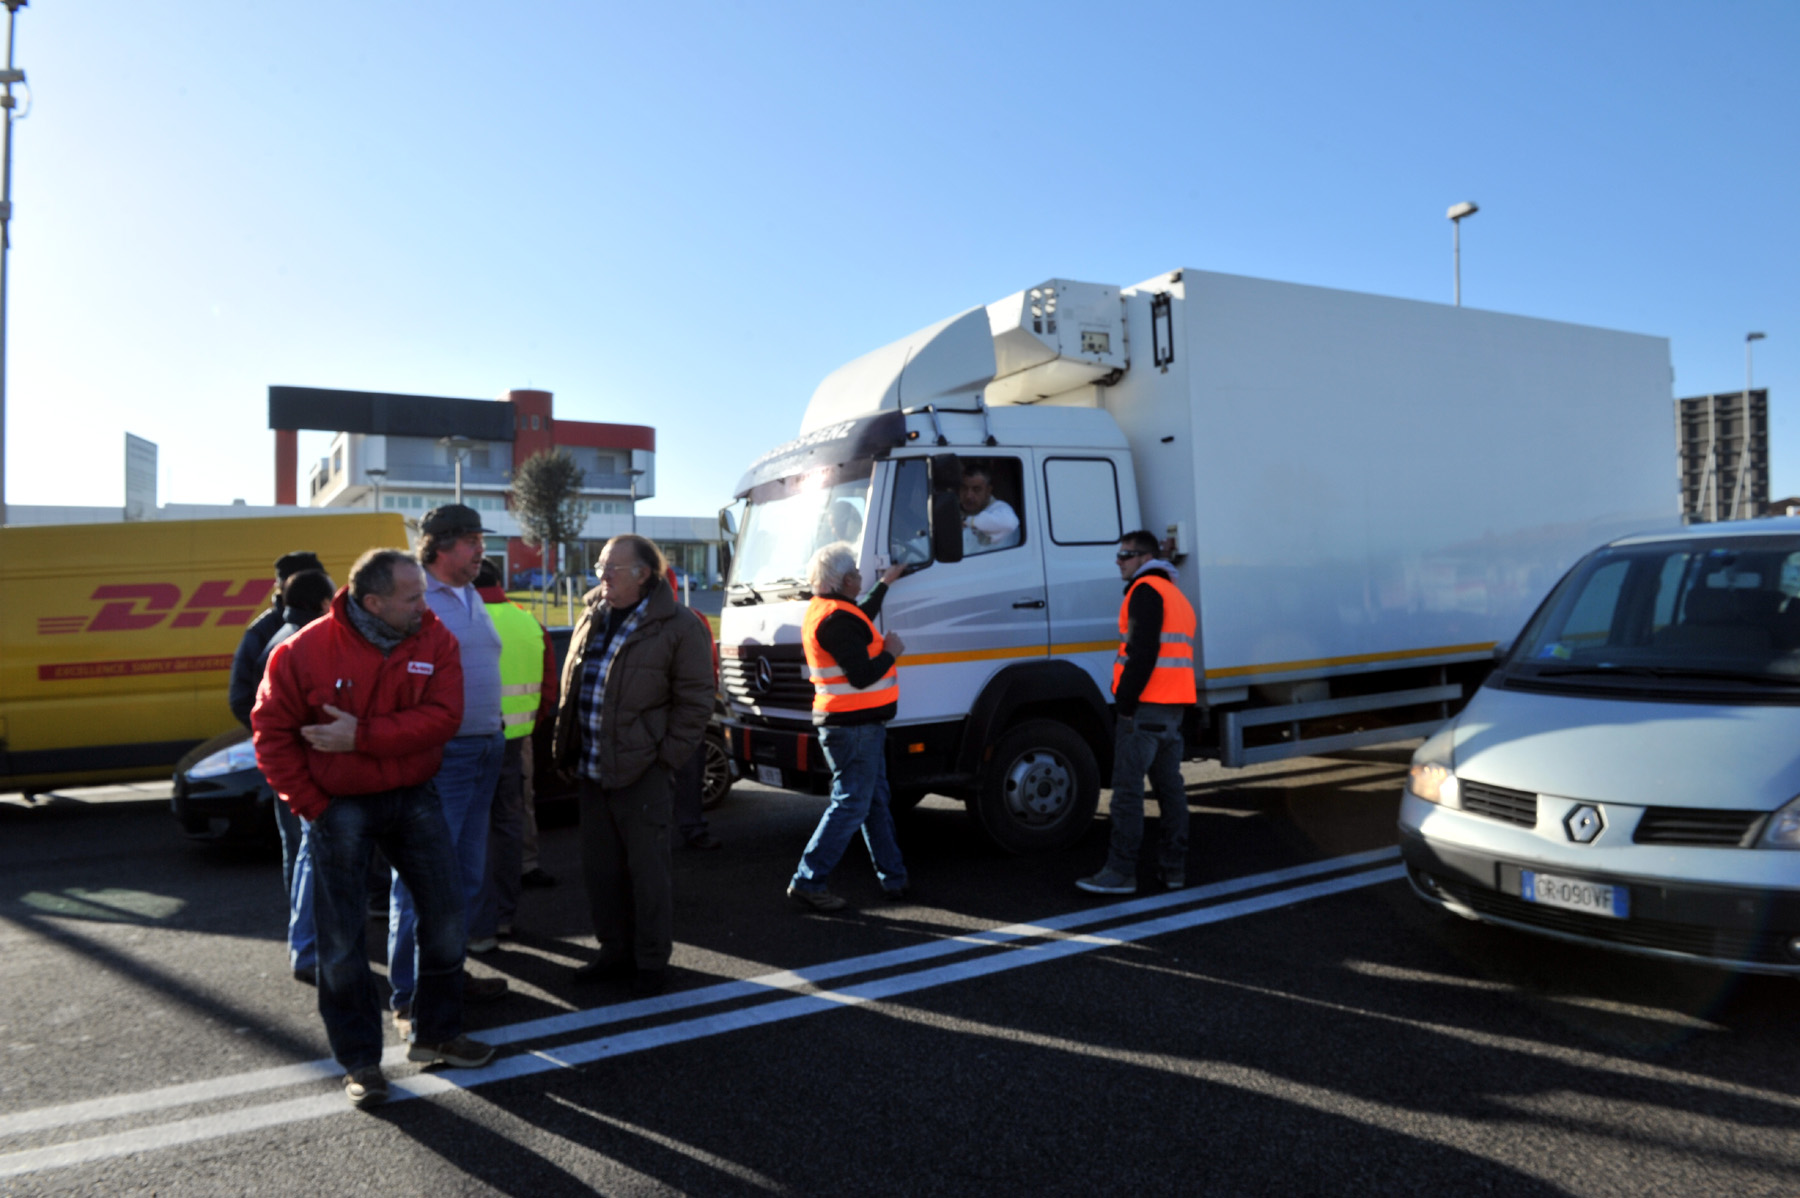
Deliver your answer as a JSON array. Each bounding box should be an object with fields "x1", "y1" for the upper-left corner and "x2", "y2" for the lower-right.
[
  {"x1": 728, "y1": 460, "x2": 873, "y2": 599},
  {"x1": 1505, "y1": 534, "x2": 1800, "y2": 695}
]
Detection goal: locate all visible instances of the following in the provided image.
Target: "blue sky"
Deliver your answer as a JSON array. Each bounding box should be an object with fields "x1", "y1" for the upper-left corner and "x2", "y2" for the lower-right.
[{"x1": 8, "y1": 1, "x2": 1795, "y2": 517}]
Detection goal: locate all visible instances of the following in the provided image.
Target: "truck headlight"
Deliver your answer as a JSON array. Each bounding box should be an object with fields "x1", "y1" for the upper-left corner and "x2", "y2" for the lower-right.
[
  {"x1": 1762, "y1": 795, "x2": 1800, "y2": 849},
  {"x1": 1408, "y1": 762, "x2": 1460, "y2": 807},
  {"x1": 188, "y1": 741, "x2": 260, "y2": 779}
]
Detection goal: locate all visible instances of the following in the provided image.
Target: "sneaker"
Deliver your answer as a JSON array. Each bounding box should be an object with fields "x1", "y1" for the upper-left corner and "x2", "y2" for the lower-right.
[
  {"x1": 630, "y1": 968, "x2": 668, "y2": 998},
  {"x1": 571, "y1": 956, "x2": 636, "y2": 984},
  {"x1": 466, "y1": 936, "x2": 499, "y2": 955},
  {"x1": 683, "y1": 830, "x2": 724, "y2": 851},
  {"x1": 1075, "y1": 868, "x2": 1136, "y2": 895},
  {"x1": 787, "y1": 884, "x2": 847, "y2": 912},
  {"x1": 1164, "y1": 870, "x2": 1187, "y2": 891},
  {"x1": 408, "y1": 1034, "x2": 496, "y2": 1069},
  {"x1": 464, "y1": 973, "x2": 509, "y2": 1003},
  {"x1": 881, "y1": 885, "x2": 911, "y2": 901},
  {"x1": 392, "y1": 1006, "x2": 413, "y2": 1042},
  {"x1": 520, "y1": 867, "x2": 558, "y2": 889},
  {"x1": 343, "y1": 1066, "x2": 389, "y2": 1108}
]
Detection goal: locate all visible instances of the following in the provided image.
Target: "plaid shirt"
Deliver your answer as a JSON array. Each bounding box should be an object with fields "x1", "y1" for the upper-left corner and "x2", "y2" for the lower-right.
[{"x1": 576, "y1": 600, "x2": 649, "y2": 783}]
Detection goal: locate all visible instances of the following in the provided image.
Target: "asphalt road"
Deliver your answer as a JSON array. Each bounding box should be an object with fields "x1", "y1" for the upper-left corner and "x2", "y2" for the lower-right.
[{"x1": 1, "y1": 753, "x2": 1796, "y2": 1196}]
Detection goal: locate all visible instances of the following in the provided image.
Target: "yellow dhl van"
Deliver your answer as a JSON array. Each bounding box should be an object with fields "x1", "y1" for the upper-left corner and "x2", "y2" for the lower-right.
[{"x1": 0, "y1": 512, "x2": 409, "y2": 794}]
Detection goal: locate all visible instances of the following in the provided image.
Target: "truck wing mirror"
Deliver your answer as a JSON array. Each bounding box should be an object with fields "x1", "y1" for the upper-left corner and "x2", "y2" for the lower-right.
[
  {"x1": 929, "y1": 454, "x2": 963, "y2": 492},
  {"x1": 930, "y1": 491, "x2": 964, "y2": 564}
]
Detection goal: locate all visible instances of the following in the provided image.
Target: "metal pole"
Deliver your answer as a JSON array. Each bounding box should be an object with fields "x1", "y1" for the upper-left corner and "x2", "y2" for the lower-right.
[
  {"x1": 0, "y1": 2, "x2": 24, "y2": 527},
  {"x1": 629, "y1": 475, "x2": 638, "y2": 535},
  {"x1": 454, "y1": 453, "x2": 463, "y2": 506},
  {"x1": 1453, "y1": 219, "x2": 1461, "y2": 308},
  {"x1": 1729, "y1": 333, "x2": 1767, "y2": 520}
]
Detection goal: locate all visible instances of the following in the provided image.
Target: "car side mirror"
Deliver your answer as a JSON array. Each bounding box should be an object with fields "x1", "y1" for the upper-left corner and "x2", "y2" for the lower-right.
[
  {"x1": 929, "y1": 453, "x2": 963, "y2": 492},
  {"x1": 930, "y1": 490, "x2": 964, "y2": 564}
]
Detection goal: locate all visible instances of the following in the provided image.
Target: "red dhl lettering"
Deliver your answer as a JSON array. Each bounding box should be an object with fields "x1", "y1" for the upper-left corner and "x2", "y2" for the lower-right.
[{"x1": 35, "y1": 579, "x2": 270, "y2": 636}]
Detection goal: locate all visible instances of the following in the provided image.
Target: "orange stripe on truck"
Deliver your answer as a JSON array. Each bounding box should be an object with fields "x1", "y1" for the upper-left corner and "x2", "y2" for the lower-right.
[{"x1": 1202, "y1": 642, "x2": 1497, "y2": 680}]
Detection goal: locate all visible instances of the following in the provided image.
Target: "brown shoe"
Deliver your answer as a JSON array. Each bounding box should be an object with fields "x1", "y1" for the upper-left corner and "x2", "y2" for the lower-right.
[{"x1": 464, "y1": 973, "x2": 509, "y2": 1003}]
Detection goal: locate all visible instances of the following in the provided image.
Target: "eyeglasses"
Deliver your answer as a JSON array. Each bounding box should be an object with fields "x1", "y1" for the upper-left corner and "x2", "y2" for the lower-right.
[{"x1": 1115, "y1": 549, "x2": 1147, "y2": 561}]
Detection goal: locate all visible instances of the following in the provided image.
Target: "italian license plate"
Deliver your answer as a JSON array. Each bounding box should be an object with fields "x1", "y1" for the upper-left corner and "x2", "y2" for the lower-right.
[
  {"x1": 755, "y1": 764, "x2": 783, "y2": 788},
  {"x1": 1521, "y1": 870, "x2": 1629, "y2": 919}
]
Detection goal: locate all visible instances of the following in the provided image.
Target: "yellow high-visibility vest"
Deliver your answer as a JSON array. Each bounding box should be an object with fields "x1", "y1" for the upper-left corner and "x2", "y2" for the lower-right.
[{"x1": 486, "y1": 599, "x2": 548, "y2": 741}]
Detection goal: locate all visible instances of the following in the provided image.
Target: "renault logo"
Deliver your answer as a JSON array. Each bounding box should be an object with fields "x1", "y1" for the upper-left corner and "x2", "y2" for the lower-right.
[
  {"x1": 752, "y1": 657, "x2": 775, "y2": 695},
  {"x1": 1564, "y1": 804, "x2": 1604, "y2": 844}
]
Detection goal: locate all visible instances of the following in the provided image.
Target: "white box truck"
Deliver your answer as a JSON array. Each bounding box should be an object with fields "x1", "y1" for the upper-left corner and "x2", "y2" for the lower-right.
[{"x1": 717, "y1": 268, "x2": 1678, "y2": 852}]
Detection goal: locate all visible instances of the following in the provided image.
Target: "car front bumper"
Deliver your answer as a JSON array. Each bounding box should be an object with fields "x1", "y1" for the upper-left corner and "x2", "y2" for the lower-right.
[{"x1": 1397, "y1": 816, "x2": 1800, "y2": 975}]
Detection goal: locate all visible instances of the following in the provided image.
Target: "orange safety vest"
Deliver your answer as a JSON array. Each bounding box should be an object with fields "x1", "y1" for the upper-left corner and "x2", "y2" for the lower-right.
[
  {"x1": 802, "y1": 596, "x2": 899, "y2": 716},
  {"x1": 1113, "y1": 574, "x2": 1198, "y2": 705}
]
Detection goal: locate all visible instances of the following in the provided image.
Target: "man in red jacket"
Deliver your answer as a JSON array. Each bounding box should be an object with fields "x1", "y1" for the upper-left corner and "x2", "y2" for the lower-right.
[{"x1": 253, "y1": 548, "x2": 496, "y2": 1109}]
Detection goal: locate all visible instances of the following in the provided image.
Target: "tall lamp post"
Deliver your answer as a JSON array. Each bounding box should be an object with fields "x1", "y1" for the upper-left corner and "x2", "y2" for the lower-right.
[
  {"x1": 625, "y1": 466, "x2": 645, "y2": 536},
  {"x1": 1447, "y1": 201, "x2": 1478, "y2": 307},
  {"x1": 438, "y1": 436, "x2": 476, "y2": 506},
  {"x1": 0, "y1": 0, "x2": 27, "y2": 527},
  {"x1": 365, "y1": 466, "x2": 386, "y2": 512},
  {"x1": 1728, "y1": 332, "x2": 1767, "y2": 521}
]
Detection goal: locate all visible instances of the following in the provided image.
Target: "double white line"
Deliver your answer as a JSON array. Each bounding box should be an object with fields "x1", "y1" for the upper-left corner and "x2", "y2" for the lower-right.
[{"x1": 0, "y1": 848, "x2": 1403, "y2": 1179}]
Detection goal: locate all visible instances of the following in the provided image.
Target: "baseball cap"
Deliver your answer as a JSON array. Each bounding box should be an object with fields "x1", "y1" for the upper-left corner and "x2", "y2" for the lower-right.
[{"x1": 420, "y1": 503, "x2": 494, "y2": 538}]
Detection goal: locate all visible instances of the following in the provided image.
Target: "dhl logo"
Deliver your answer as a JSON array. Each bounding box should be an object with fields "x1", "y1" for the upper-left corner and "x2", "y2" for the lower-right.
[{"x1": 36, "y1": 580, "x2": 270, "y2": 636}]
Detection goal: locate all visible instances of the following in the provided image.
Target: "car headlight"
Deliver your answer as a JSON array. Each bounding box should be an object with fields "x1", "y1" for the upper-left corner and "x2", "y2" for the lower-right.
[
  {"x1": 1762, "y1": 795, "x2": 1800, "y2": 849},
  {"x1": 188, "y1": 741, "x2": 260, "y2": 779},
  {"x1": 1408, "y1": 762, "x2": 1461, "y2": 807}
]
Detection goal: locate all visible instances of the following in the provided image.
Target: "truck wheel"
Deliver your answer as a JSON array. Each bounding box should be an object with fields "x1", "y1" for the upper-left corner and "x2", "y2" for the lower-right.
[
  {"x1": 968, "y1": 720, "x2": 1099, "y2": 854},
  {"x1": 701, "y1": 731, "x2": 734, "y2": 810}
]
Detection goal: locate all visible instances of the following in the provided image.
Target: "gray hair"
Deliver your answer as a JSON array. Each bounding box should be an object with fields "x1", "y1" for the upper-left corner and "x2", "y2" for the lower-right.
[
  {"x1": 349, "y1": 548, "x2": 418, "y2": 602},
  {"x1": 807, "y1": 541, "x2": 858, "y2": 598}
]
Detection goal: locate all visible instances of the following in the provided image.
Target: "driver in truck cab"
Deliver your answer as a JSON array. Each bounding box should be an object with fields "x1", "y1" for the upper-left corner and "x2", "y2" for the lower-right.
[{"x1": 958, "y1": 461, "x2": 1020, "y2": 554}]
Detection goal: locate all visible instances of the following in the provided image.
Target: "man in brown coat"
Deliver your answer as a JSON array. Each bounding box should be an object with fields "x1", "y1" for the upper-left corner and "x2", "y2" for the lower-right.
[{"x1": 552, "y1": 534, "x2": 713, "y2": 996}]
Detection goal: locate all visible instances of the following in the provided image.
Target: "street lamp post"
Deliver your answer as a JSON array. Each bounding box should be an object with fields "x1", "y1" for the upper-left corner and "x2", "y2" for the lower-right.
[
  {"x1": 1447, "y1": 201, "x2": 1478, "y2": 307},
  {"x1": 625, "y1": 467, "x2": 645, "y2": 536},
  {"x1": 0, "y1": 0, "x2": 28, "y2": 527},
  {"x1": 365, "y1": 466, "x2": 386, "y2": 512},
  {"x1": 1728, "y1": 332, "x2": 1767, "y2": 521},
  {"x1": 438, "y1": 436, "x2": 476, "y2": 506}
]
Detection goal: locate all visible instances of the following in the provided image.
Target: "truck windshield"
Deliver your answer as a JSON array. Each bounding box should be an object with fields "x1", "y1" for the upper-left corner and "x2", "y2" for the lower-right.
[
  {"x1": 729, "y1": 460, "x2": 874, "y2": 598},
  {"x1": 1503, "y1": 535, "x2": 1800, "y2": 697}
]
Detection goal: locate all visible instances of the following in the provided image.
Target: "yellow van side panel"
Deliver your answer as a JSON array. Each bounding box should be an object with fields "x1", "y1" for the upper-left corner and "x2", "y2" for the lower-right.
[{"x1": 0, "y1": 512, "x2": 409, "y2": 788}]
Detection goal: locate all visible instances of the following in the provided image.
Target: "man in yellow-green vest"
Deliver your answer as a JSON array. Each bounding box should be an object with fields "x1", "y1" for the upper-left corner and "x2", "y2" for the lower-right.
[{"x1": 469, "y1": 559, "x2": 559, "y2": 951}]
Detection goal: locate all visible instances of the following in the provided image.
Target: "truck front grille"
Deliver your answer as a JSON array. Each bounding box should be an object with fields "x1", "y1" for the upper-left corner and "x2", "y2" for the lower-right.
[{"x1": 721, "y1": 651, "x2": 813, "y2": 710}]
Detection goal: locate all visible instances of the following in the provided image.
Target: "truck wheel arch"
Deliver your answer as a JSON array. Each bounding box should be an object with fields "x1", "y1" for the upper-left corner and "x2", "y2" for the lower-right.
[{"x1": 959, "y1": 660, "x2": 1113, "y2": 780}]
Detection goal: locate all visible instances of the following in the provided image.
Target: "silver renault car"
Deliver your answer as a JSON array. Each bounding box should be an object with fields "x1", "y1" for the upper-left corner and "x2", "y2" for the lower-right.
[{"x1": 1399, "y1": 519, "x2": 1800, "y2": 975}]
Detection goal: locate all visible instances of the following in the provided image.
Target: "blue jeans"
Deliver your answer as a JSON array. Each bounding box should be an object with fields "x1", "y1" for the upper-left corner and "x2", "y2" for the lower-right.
[
  {"x1": 471, "y1": 737, "x2": 526, "y2": 940},
  {"x1": 1105, "y1": 704, "x2": 1190, "y2": 875},
  {"x1": 273, "y1": 796, "x2": 316, "y2": 971},
  {"x1": 388, "y1": 732, "x2": 505, "y2": 1010},
  {"x1": 309, "y1": 783, "x2": 465, "y2": 1071},
  {"x1": 791, "y1": 722, "x2": 907, "y2": 892}
]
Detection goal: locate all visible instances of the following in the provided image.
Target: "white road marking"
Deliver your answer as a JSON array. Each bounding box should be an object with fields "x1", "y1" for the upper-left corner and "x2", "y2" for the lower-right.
[{"x1": 0, "y1": 849, "x2": 1402, "y2": 1179}]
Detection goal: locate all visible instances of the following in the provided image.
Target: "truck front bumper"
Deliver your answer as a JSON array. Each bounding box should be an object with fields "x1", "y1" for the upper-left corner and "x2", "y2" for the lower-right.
[{"x1": 718, "y1": 720, "x2": 831, "y2": 795}]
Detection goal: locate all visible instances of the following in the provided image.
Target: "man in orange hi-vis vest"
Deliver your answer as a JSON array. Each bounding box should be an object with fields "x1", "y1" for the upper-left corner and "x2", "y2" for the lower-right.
[
  {"x1": 1077, "y1": 529, "x2": 1198, "y2": 896},
  {"x1": 789, "y1": 541, "x2": 910, "y2": 911}
]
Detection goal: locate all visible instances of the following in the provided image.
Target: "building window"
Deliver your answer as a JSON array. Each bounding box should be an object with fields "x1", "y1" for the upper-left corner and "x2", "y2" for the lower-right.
[{"x1": 530, "y1": 415, "x2": 540, "y2": 430}]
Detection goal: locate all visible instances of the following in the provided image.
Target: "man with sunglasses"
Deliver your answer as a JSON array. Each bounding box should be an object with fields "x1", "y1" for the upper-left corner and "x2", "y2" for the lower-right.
[{"x1": 1077, "y1": 531, "x2": 1197, "y2": 895}]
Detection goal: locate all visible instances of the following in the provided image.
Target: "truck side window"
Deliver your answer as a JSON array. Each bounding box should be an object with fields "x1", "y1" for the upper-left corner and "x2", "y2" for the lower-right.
[
  {"x1": 1043, "y1": 457, "x2": 1122, "y2": 544},
  {"x1": 889, "y1": 459, "x2": 932, "y2": 566},
  {"x1": 958, "y1": 457, "x2": 1024, "y2": 556}
]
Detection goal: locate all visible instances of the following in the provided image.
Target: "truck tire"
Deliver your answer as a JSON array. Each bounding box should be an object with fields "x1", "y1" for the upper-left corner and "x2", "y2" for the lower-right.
[
  {"x1": 968, "y1": 720, "x2": 1100, "y2": 854},
  {"x1": 701, "y1": 730, "x2": 734, "y2": 810}
]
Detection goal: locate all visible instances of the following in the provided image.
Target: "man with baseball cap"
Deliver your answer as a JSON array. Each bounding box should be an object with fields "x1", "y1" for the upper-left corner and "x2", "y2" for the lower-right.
[{"x1": 387, "y1": 503, "x2": 510, "y2": 1040}]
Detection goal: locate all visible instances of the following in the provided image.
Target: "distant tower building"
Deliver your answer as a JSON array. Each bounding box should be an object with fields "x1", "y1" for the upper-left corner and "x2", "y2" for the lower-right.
[
  {"x1": 124, "y1": 433, "x2": 158, "y2": 521},
  {"x1": 1677, "y1": 389, "x2": 1768, "y2": 522}
]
